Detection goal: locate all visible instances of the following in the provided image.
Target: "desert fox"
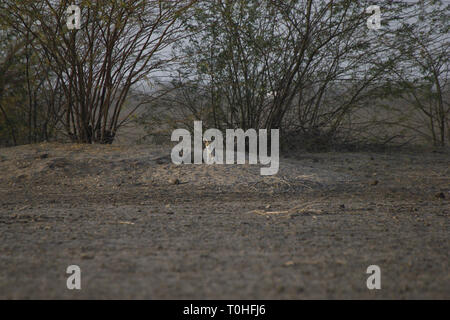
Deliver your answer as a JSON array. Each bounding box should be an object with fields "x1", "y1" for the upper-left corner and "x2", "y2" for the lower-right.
[{"x1": 203, "y1": 138, "x2": 215, "y2": 164}]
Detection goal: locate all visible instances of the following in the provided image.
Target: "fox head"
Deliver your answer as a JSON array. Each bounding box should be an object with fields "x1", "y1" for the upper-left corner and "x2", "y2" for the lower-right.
[{"x1": 203, "y1": 138, "x2": 212, "y2": 147}]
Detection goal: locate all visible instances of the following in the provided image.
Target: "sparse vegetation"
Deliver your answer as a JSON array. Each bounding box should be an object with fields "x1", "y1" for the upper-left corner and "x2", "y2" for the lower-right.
[{"x1": 0, "y1": 0, "x2": 448, "y2": 148}]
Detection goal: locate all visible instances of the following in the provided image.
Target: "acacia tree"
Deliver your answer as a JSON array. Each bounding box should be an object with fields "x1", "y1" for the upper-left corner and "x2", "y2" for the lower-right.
[
  {"x1": 2, "y1": 0, "x2": 196, "y2": 144},
  {"x1": 0, "y1": 9, "x2": 61, "y2": 146},
  {"x1": 0, "y1": 24, "x2": 24, "y2": 146},
  {"x1": 161, "y1": 0, "x2": 404, "y2": 147},
  {"x1": 383, "y1": 0, "x2": 449, "y2": 146},
  {"x1": 263, "y1": 0, "x2": 402, "y2": 136}
]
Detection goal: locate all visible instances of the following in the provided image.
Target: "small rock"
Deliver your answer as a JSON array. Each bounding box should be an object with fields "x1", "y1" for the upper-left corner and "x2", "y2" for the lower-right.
[
  {"x1": 370, "y1": 180, "x2": 379, "y2": 186},
  {"x1": 265, "y1": 204, "x2": 271, "y2": 209},
  {"x1": 435, "y1": 192, "x2": 445, "y2": 199},
  {"x1": 339, "y1": 204, "x2": 345, "y2": 209},
  {"x1": 283, "y1": 261, "x2": 295, "y2": 267},
  {"x1": 81, "y1": 253, "x2": 95, "y2": 260},
  {"x1": 169, "y1": 178, "x2": 180, "y2": 185}
]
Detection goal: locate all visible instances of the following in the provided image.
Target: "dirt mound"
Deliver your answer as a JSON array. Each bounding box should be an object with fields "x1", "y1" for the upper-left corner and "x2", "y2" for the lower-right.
[{"x1": 0, "y1": 142, "x2": 351, "y2": 193}]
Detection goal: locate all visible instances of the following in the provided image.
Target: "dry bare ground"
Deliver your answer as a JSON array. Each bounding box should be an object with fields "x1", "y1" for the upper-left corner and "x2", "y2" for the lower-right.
[{"x1": 0, "y1": 142, "x2": 448, "y2": 299}]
